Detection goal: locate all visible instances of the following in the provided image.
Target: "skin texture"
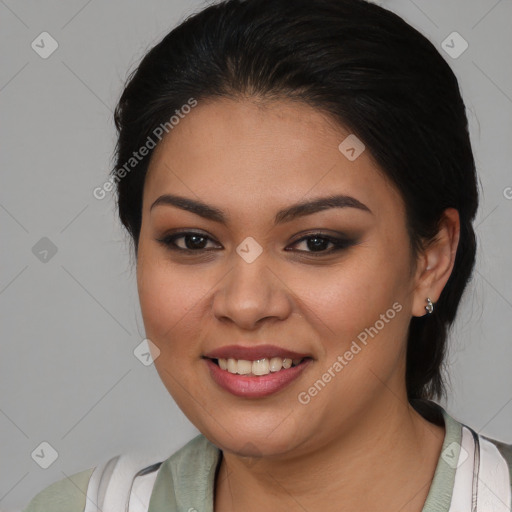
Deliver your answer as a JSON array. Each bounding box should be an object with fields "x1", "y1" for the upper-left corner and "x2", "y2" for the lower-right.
[{"x1": 136, "y1": 97, "x2": 460, "y2": 511}]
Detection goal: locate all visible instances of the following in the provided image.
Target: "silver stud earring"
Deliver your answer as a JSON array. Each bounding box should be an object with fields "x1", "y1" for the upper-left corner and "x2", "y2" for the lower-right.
[{"x1": 425, "y1": 297, "x2": 434, "y2": 314}]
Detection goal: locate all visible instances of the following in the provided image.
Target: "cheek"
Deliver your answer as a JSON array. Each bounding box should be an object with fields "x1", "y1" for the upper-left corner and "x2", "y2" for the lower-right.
[
  {"x1": 298, "y1": 245, "x2": 411, "y2": 380},
  {"x1": 310, "y1": 254, "x2": 406, "y2": 328},
  {"x1": 137, "y1": 256, "x2": 206, "y2": 353},
  {"x1": 136, "y1": 259, "x2": 208, "y2": 406}
]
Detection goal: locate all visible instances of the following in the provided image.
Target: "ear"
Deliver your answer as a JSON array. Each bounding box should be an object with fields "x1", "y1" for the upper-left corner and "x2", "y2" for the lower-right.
[{"x1": 411, "y1": 208, "x2": 460, "y2": 317}]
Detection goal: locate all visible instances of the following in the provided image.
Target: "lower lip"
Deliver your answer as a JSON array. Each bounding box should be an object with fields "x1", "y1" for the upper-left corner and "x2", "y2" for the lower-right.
[{"x1": 204, "y1": 358, "x2": 312, "y2": 398}]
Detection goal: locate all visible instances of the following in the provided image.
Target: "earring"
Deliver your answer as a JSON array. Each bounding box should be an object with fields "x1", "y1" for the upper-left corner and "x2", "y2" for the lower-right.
[{"x1": 425, "y1": 297, "x2": 434, "y2": 315}]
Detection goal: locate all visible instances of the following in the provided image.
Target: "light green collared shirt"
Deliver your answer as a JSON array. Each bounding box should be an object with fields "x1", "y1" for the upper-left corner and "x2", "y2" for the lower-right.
[{"x1": 23, "y1": 404, "x2": 512, "y2": 512}]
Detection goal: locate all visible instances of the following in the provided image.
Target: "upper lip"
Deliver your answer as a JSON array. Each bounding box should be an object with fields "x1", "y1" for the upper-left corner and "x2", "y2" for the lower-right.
[{"x1": 203, "y1": 344, "x2": 312, "y2": 361}]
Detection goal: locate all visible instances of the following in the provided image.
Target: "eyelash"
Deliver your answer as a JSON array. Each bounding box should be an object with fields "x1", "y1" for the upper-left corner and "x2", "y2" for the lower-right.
[{"x1": 155, "y1": 231, "x2": 356, "y2": 256}]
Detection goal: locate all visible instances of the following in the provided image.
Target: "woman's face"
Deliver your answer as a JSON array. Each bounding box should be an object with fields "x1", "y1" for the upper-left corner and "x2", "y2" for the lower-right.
[{"x1": 137, "y1": 97, "x2": 422, "y2": 458}]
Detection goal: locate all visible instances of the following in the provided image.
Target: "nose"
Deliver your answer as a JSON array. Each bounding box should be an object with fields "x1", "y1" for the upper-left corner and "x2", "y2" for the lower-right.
[{"x1": 212, "y1": 253, "x2": 293, "y2": 330}]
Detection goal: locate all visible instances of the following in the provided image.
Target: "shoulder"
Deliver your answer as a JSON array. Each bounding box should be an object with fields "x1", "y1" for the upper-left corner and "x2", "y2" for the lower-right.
[
  {"x1": 482, "y1": 434, "x2": 512, "y2": 476},
  {"x1": 421, "y1": 400, "x2": 512, "y2": 503},
  {"x1": 485, "y1": 435, "x2": 512, "y2": 458},
  {"x1": 21, "y1": 440, "x2": 212, "y2": 512},
  {"x1": 22, "y1": 467, "x2": 94, "y2": 512}
]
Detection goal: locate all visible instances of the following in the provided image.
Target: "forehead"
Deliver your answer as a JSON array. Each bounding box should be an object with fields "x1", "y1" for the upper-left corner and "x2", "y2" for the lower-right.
[{"x1": 143, "y1": 97, "x2": 403, "y2": 220}]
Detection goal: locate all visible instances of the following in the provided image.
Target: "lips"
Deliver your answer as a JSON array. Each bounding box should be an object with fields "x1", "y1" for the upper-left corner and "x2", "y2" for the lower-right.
[
  {"x1": 204, "y1": 357, "x2": 312, "y2": 398},
  {"x1": 203, "y1": 344, "x2": 312, "y2": 361}
]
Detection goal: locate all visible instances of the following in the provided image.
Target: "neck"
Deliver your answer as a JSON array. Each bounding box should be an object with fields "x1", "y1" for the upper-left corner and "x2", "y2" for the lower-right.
[{"x1": 214, "y1": 394, "x2": 445, "y2": 512}]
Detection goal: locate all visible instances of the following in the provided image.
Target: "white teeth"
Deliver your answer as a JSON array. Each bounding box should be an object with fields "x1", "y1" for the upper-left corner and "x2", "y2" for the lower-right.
[
  {"x1": 237, "y1": 360, "x2": 252, "y2": 375},
  {"x1": 216, "y1": 357, "x2": 304, "y2": 376},
  {"x1": 252, "y1": 359, "x2": 269, "y2": 375},
  {"x1": 269, "y1": 357, "x2": 283, "y2": 372},
  {"x1": 227, "y1": 358, "x2": 237, "y2": 373}
]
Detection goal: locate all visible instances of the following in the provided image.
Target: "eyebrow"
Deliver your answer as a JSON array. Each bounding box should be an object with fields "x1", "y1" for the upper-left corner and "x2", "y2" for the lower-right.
[{"x1": 149, "y1": 193, "x2": 372, "y2": 225}]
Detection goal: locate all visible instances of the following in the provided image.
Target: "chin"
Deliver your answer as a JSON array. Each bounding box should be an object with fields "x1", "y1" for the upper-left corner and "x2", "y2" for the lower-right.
[{"x1": 199, "y1": 416, "x2": 307, "y2": 459}]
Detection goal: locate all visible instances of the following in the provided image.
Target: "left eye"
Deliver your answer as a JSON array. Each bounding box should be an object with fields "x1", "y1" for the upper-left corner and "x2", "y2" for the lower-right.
[{"x1": 289, "y1": 234, "x2": 347, "y2": 253}]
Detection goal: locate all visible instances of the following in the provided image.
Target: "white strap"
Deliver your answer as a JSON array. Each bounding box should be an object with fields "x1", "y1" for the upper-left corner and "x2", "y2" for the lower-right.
[
  {"x1": 450, "y1": 425, "x2": 511, "y2": 512},
  {"x1": 477, "y1": 436, "x2": 511, "y2": 511},
  {"x1": 84, "y1": 451, "x2": 164, "y2": 512},
  {"x1": 128, "y1": 470, "x2": 160, "y2": 512},
  {"x1": 84, "y1": 456, "x2": 118, "y2": 512},
  {"x1": 449, "y1": 426, "x2": 476, "y2": 512}
]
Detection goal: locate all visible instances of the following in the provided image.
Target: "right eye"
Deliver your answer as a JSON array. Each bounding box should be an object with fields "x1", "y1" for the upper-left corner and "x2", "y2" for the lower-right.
[{"x1": 156, "y1": 231, "x2": 221, "y2": 253}]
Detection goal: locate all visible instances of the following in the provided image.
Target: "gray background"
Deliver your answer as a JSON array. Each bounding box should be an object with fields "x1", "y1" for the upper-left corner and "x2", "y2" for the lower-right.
[{"x1": 1, "y1": 0, "x2": 511, "y2": 510}]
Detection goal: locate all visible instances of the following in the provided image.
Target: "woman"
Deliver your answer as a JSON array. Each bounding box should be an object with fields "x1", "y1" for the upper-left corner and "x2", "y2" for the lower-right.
[{"x1": 23, "y1": 0, "x2": 512, "y2": 510}]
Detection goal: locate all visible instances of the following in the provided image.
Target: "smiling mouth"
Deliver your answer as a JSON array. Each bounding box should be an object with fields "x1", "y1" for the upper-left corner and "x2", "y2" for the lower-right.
[{"x1": 207, "y1": 356, "x2": 311, "y2": 377}]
